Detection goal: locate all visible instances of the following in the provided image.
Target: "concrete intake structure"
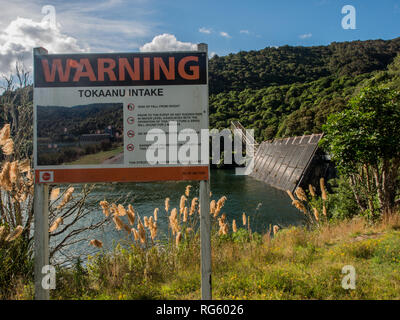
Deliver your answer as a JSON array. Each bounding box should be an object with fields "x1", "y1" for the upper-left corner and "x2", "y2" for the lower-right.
[{"x1": 250, "y1": 134, "x2": 324, "y2": 193}]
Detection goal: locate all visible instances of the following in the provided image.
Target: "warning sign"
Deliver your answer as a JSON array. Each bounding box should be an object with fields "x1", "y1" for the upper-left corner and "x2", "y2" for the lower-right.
[{"x1": 33, "y1": 47, "x2": 209, "y2": 183}]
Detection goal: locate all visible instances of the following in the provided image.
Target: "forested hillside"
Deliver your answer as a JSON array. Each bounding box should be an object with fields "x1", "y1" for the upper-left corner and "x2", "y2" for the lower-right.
[
  {"x1": 209, "y1": 38, "x2": 400, "y2": 94},
  {"x1": 37, "y1": 103, "x2": 123, "y2": 138},
  {"x1": 209, "y1": 37, "x2": 400, "y2": 141}
]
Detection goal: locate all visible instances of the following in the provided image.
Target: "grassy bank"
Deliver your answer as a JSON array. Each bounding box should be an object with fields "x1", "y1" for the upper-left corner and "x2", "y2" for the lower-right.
[
  {"x1": 65, "y1": 146, "x2": 123, "y2": 165},
  {"x1": 17, "y1": 214, "x2": 396, "y2": 300}
]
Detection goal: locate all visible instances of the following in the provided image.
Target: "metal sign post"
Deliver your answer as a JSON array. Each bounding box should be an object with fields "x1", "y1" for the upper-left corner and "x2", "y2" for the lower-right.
[
  {"x1": 33, "y1": 184, "x2": 49, "y2": 300},
  {"x1": 33, "y1": 47, "x2": 50, "y2": 300},
  {"x1": 198, "y1": 43, "x2": 212, "y2": 300},
  {"x1": 200, "y1": 179, "x2": 211, "y2": 299}
]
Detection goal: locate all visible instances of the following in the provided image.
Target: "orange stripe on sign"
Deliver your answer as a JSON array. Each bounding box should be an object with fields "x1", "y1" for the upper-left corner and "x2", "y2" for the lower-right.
[{"x1": 35, "y1": 166, "x2": 209, "y2": 184}]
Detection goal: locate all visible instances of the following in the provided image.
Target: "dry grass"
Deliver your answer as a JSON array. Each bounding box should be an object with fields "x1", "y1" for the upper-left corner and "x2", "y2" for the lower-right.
[
  {"x1": 73, "y1": 181, "x2": 399, "y2": 301},
  {"x1": 0, "y1": 124, "x2": 34, "y2": 242},
  {"x1": 50, "y1": 187, "x2": 400, "y2": 300},
  {"x1": 287, "y1": 179, "x2": 331, "y2": 225},
  {"x1": 95, "y1": 185, "x2": 233, "y2": 250}
]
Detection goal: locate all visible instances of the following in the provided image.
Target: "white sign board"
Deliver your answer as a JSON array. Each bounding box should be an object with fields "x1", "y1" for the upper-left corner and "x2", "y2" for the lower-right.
[{"x1": 33, "y1": 48, "x2": 209, "y2": 183}]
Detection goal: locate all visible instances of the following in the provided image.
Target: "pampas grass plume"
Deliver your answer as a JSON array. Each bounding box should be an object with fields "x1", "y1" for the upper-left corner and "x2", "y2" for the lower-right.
[
  {"x1": 138, "y1": 221, "x2": 146, "y2": 244},
  {"x1": 165, "y1": 197, "x2": 170, "y2": 212},
  {"x1": 179, "y1": 195, "x2": 187, "y2": 214},
  {"x1": 320, "y1": 178, "x2": 327, "y2": 201},
  {"x1": 50, "y1": 188, "x2": 60, "y2": 201},
  {"x1": 295, "y1": 187, "x2": 308, "y2": 202},
  {"x1": 0, "y1": 124, "x2": 10, "y2": 145},
  {"x1": 5, "y1": 225, "x2": 23, "y2": 242},
  {"x1": 100, "y1": 200, "x2": 110, "y2": 217},
  {"x1": 309, "y1": 184, "x2": 316, "y2": 197},
  {"x1": 292, "y1": 200, "x2": 307, "y2": 214},
  {"x1": 49, "y1": 217, "x2": 63, "y2": 233},
  {"x1": 286, "y1": 190, "x2": 295, "y2": 201},
  {"x1": 190, "y1": 197, "x2": 198, "y2": 215},
  {"x1": 113, "y1": 216, "x2": 124, "y2": 230},
  {"x1": 9, "y1": 161, "x2": 19, "y2": 184},
  {"x1": 209, "y1": 200, "x2": 216, "y2": 215},
  {"x1": 18, "y1": 159, "x2": 31, "y2": 173},
  {"x1": 131, "y1": 228, "x2": 139, "y2": 241},
  {"x1": 2, "y1": 138, "x2": 14, "y2": 155},
  {"x1": 0, "y1": 226, "x2": 6, "y2": 241},
  {"x1": 89, "y1": 239, "x2": 103, "y2": 248},
  {"x1": 56, "y1": 187, "x2": 74, "y2": 210},
  {"x1": 183, "y1": 207, "x2": 188, "y2": 222},
  {"x1": 185, "y1": 185, "x2": 192, "y2": 197},
  {"x1": 127, "y1": 204, "x2": 136, "y2": 225},
  {"x1": 232, "y1": 219, "x2": 237, "y2": 233},
  {"x1": 313, "y1": 207, "x2": 319, "y2": 221},
  {"x1": 176, "y1": 231, "x2": 182, "y2": 247},
  {"x1": 117, "y1": 204, "x2": 127, "y2": 216}
]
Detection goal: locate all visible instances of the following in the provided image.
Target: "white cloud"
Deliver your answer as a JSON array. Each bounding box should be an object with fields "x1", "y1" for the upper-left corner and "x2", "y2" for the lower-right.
[
  {"x1": 199, "y1": 27, "x2": 212, "y2": 34},
  {"x1": 0, "y1": 17, "x2": 86, "y2": 74},
  {"x1": 219, "y1": 31, "x2": 231, "y2": 38},
  {"x1": 209, "y1": 52, "x2": 217, "y2": 58},
  {"x1": 0, "y1": 0, "x2": 156, "y2": 54},
  {"x1": 240, "y1": 30, "x2": 249, "y2": 34},
  {"x1": 299, "y1": 33, "x2": 312, "y2": 39},
  {"x1": 0, "y1": 0, "x2": 160, "y2": 79},
  {"x1": 140, "y1": 34, "x2": 197, "y2": 52},
  {"x1": 0, "y1": 1, "x2": 42, "y2": 30},
  {"x1": 58, "y1": 10, "x2": 153, "y2": 47}
]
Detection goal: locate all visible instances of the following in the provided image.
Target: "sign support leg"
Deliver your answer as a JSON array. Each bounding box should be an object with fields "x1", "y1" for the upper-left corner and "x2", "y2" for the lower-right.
[
  {"x1": 197, "y1": 42, "x2": 211, "y2": 300},
  {"x1": 200, "y1": 179, "x2": 211, "y2": 300},
  {"x1": 34, "y1": 183, "x2": 49, "y2": 300}
]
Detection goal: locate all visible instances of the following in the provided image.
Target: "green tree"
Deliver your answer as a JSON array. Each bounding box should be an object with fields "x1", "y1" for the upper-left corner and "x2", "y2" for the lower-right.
[{"x1": 320, "y1": 86, "x2": 400, "y2": 216}]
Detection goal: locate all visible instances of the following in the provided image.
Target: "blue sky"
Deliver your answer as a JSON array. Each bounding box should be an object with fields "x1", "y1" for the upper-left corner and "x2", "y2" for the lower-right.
[
  {"x1": 149, "y1": 0, "x2": 400, "y2": 54},
  {"x1": 0, "y1": 0, "x2": 399, "y2": 74},
  {"x1": 70, "y1": 0, "x2": 399, "y2": 55},
  {"x1": 155, "y1": 0, "x2": 400, "y2": 54}
]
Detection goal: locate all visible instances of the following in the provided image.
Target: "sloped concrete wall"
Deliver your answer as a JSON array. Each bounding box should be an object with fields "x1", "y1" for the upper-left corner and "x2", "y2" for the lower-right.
[{"x1": 250, "y1": 134, "x2": 323, "y2": 193}]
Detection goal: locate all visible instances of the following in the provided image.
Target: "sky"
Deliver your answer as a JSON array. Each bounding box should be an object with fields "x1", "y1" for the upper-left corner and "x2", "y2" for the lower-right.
[{"x1": 0, "y1": 0, "x2": 399, "y2": 75}]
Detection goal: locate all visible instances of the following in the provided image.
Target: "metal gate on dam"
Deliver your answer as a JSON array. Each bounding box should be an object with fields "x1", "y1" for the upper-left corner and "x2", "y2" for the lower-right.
[{"x1": 250, "y1": 133, "x2": 326, "y2": 193}]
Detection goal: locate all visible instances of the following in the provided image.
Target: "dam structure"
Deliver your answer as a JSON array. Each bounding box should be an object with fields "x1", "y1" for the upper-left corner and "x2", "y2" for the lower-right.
[{"x1": 232, "y1": 122, "x2": 330, "y2": 193}]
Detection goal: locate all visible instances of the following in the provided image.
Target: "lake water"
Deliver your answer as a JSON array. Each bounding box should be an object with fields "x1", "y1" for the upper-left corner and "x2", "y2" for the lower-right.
[{"x1": 54, "y1": 169, "x2": 304, "y2": 263}]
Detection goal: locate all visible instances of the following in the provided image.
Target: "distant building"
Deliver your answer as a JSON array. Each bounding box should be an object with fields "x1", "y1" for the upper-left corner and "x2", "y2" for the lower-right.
[
  {"x1": 104, "y1": 126, "x2": 114, "y2": 137},
  {"x1": 79, "y1": 133, "x2": 111, "y2": 146}
]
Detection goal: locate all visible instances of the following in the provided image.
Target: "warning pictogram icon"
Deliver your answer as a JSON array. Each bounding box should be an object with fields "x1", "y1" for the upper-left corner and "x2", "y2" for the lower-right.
[
  {"x1": 127, "y1": 144, "x2": 135, "y2": 151},
  {"x1": 127, "y1": 130, "x2": 135, "y2": 138},
  {"x1": 127, "y1": 103, "x2": 135, "y2": 111},
  {"x1": 42, "y1": 172, "x2": 51, "y2": 180},
  {"x1": 39, "y1": 171, "x2": 54, "y2": 183},
  {"x1": 127, "y1": 117, "x2": 135, "y2": 124}
]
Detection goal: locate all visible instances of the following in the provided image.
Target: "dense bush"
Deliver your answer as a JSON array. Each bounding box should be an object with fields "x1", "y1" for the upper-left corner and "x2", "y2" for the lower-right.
[
  {"x1": 320, "y1": 86, "x2": 400, "y2": 217},
  {"x1": 0, "y1": 236, "x2": 33, "y2": 299}
]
